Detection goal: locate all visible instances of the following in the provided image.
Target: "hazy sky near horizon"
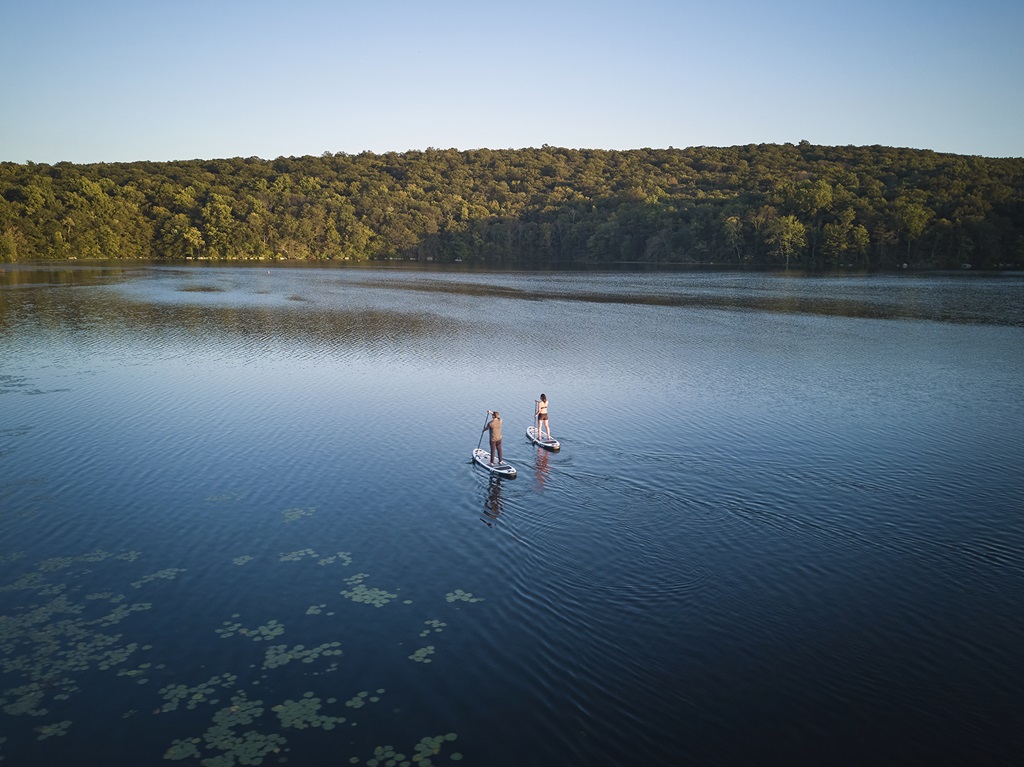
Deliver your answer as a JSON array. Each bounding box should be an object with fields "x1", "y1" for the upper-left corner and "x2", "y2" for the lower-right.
[{"x1": 2, "y1": 0, "x2": 1021, "y2": 164}]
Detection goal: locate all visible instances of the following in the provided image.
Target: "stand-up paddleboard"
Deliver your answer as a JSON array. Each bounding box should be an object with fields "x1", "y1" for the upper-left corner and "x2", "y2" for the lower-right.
[
  {"x1": 472, "y1": 448, "x2": 517, "y2": 478},
  {"x1": 526, "y1": 426, "x2": 560, "y2": 451}
]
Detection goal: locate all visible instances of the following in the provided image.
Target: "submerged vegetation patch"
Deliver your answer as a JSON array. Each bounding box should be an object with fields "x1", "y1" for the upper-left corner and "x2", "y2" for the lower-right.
[
  {"x1": 342, "y1": 573, "x2": 399, "y2": 607},
  {"x1": 0, "y1": 540, "x2": 486, "y2": 765},
  {"x1": 177, "y1": 285, "x2": 225, "y2": 293},
  {"x1": 282, "y1": 506, "x2": 316, "y2": 523}
]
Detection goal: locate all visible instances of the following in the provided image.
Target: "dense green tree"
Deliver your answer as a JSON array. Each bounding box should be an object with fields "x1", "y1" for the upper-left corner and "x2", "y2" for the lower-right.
[
  {"x1": 0, "y1": 144, "x2": 1022, "y2": 268},
  {"x1": 767, "y1": 215, "x2": 807, "y2": 268},
  {"x1": 723, "y1": 215, "x2": 744, "y2": 264},
  {"x1": 893, "y1": 198, "x2": 934, "y2": 261}
]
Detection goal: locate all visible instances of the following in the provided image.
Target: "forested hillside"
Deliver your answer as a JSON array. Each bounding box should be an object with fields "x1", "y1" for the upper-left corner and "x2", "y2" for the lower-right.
[{"x1": 2, "y1": 142, "x2": 1022, "y2": 268}]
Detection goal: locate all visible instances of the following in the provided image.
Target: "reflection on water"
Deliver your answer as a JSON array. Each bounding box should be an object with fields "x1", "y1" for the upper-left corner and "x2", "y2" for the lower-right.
[
  {"x1": 2, "y1": 264, "x2": 1023, "y2": 766},
  {"x1": 3, "y1": 263, "x2": 1024, "y2": 329},
  {"x1": 480, "y1": 476, "x2": 505, "y2": 528},
  {"x1": 533, "y1": 446, "x2": 551, "y2": 493},
  {"x1": 343, "y1": 269, "x2": 1024, "y2": 325}
]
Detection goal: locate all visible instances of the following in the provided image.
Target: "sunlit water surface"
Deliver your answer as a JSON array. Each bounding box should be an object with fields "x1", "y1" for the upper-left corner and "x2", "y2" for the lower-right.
[{"x1": 1, "y1": 264, "x2": 1023, "y2": 766}]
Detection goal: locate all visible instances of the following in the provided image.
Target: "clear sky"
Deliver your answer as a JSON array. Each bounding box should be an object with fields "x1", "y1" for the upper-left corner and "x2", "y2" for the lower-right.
[{"x1": 2, "y1": 0, "x2": 1021, "y2": 164}]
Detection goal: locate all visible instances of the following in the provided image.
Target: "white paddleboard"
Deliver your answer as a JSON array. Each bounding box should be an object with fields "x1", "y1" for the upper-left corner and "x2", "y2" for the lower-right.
[
  {"x1": 472, "y1": 448, "x2": 517, "y2": 478},
  {"x1": 527, "y1": 426, "x2": 560, "y2": 451}
]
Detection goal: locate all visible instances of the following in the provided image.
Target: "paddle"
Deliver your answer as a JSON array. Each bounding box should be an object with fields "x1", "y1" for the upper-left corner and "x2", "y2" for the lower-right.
[{"x1": 477, "y1": 411, "x2": 490, "y2": 451}]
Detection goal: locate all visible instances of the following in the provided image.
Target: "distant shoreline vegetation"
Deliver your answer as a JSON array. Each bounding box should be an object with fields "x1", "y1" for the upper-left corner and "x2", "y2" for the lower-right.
[{"x1": 2, "y1": 143, "x2": 1022, "y2": 269}]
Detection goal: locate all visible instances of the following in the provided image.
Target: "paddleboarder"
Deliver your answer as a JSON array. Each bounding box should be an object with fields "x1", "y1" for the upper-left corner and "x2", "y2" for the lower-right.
[
  {"x1": 483, "y1": 410, "x2": 504, "y2": 466},
  {"x1": 535, "y1": 394, "x2": 552, "y2": 440}
]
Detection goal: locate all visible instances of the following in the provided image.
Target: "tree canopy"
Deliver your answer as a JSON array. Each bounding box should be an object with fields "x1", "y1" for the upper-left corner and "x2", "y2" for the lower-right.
[{"x1": 2, "y1": 143, "x2": 1022, "y2": 269}]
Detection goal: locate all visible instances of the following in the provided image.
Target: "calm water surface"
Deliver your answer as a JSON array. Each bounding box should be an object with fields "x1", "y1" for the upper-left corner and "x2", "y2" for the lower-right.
[{"x1": 1, "y1": 265, "x2": 1023, "y2": 766}]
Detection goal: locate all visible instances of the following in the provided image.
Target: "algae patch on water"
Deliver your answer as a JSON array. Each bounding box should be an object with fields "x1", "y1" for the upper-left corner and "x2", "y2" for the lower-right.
[
  {"x1": 283, "y1": 506, "x2": 317, "y2": 523},
  {"x1": 2, "y1": 540, "x2": 486, "y2": 766},
  {"x1": 341, "y1": 573, "x2": 398, "y2": 607}
]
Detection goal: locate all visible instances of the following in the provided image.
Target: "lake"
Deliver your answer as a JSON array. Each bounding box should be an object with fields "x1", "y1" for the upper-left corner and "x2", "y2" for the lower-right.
[{"x1": 1, "y1": 264, "x2": 1023, "y2": 766}]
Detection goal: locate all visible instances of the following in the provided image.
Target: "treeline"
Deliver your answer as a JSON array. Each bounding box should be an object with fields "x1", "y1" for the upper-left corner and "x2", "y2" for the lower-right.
[{"x1": 2, "y1": 142, "x2": 1023, "y2": 268}]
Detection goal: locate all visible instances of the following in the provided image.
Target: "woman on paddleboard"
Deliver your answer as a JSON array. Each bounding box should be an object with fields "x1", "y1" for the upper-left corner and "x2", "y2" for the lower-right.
[
  {"x1": 483, "y1": 411, "x2": 504, "y2": 466},
  {"x1": 536, "y1": 394, "x2": 552, "y2": 440}
]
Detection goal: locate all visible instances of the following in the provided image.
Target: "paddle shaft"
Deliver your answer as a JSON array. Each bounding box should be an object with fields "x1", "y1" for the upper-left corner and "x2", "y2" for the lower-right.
[{"x1": 477, "y1": 411, "x2": 490, "y2": 450}]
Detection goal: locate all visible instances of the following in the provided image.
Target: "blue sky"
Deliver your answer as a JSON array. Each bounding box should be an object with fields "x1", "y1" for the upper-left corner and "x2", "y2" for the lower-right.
[{"x1": 2, "y1": 0, "x2": 1021, "y2": 163}]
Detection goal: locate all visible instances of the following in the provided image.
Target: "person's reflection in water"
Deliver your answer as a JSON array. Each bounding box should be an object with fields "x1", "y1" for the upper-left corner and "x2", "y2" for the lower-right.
[
  {"x1": 480, "y1": 475, "x2": 504, "y2": 527},
  {"x1": 534, "y1": 445, "x2": 550, "y2": 492}
]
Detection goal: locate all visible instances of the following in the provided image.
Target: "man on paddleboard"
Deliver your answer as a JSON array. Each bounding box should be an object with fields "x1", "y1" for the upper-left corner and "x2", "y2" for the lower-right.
[{"x1": 483, "y1": 411, "x2": 503, "y2": 465}]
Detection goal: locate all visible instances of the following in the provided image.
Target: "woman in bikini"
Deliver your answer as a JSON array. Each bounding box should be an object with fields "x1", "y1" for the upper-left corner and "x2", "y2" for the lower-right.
[{"x1": 536, "y1": 393, "x2": 552, "y2": 440}]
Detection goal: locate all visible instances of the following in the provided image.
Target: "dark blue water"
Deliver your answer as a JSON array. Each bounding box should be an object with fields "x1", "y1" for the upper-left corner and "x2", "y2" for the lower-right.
[{"x1": 2, "y1": 265, "x2": 1023, "y2": 766}]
